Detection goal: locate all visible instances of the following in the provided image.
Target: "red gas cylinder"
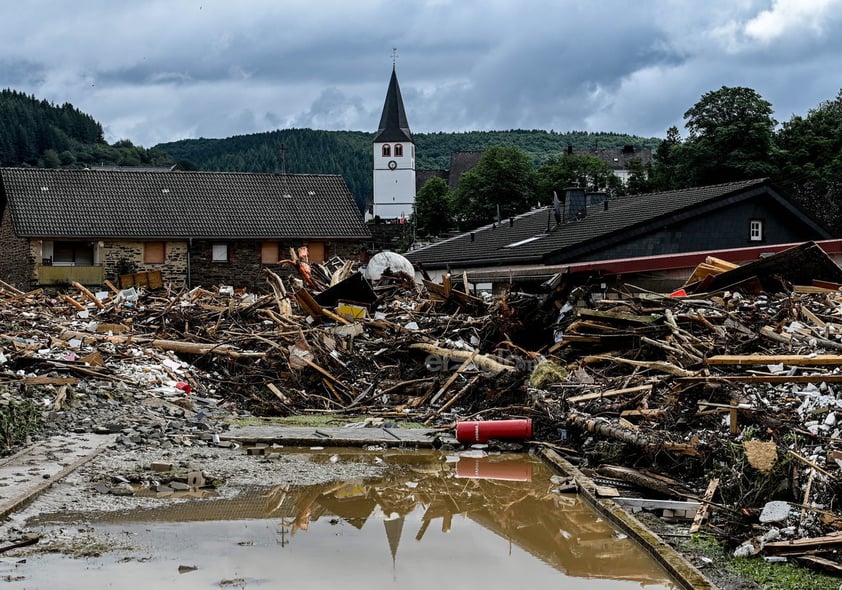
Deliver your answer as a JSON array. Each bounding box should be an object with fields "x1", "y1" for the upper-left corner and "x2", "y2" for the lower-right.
[{"x1": 455, "y1": 419, "x2": 532, "y2": 443}]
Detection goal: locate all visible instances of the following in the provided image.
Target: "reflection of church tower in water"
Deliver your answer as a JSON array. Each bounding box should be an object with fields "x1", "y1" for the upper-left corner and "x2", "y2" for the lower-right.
[
  {"x1": 384, "y1": 515, "x2": 405, "y2": 580},
  {"x1": 372, "y1": 59, "x2": 416, "y2": 220}
]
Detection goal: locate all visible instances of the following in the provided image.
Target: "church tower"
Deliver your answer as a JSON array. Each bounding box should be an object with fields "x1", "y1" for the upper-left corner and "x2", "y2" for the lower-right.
[{"x1": 372, "y1": 65, "x2": 415, "y2": 220}]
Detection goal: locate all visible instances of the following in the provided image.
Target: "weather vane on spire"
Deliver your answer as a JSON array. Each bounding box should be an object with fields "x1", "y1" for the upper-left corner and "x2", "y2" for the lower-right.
[{"x1": 391, "y1": 47, "x2": 398, "y2": 66}]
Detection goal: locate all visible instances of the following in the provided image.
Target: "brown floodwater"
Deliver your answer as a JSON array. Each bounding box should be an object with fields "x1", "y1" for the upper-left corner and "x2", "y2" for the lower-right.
[{"x1": 3, "y1": 449, "x2": 677, "y2": 589}]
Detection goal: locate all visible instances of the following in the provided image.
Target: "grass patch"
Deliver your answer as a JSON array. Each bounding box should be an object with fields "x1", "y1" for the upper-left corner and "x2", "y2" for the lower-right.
[
  {"x1": 0, "y1": 399, "x2": 43, "y2": 455},
  {"x1": 678, "y1": 534, "x2": 840, "y2": 590}
]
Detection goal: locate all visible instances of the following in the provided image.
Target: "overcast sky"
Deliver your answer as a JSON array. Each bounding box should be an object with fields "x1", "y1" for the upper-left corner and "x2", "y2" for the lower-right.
[{"x1": 2, "y1": 0, "x2": 841, "y2": 148}]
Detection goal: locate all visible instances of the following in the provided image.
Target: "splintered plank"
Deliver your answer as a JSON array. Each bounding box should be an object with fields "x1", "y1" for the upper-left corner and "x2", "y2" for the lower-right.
[
  {"x1": 706, "y1": 354, "x2": 842, "y2": 366},
  {"x1": 689, "y1": 478, "x2": 720, "y2": 533},
  {"x1": 678, "y1": 375, "x2": 842, "y2": 384},
  {"x1": 59, "y1": 293, "x2": 85, "y2": 311},
  {"x1": 72, "y1": 281, "x2": 104, "y2": 309},
  {"x1": 763, "y1": 532, "x2": 842, "y2": 555},
  {"x1": 266, "y1": 383, "x2": 291, "y2": 405},
  {"x1": 577, "y1": 308, "x2": 663, "y2": 325},
  {"x1": 620, "y1": 409, "x2": 667, "y2": 419},
  {"x1": 567, "y1": 384, "x2": 652, "y2": 404}
]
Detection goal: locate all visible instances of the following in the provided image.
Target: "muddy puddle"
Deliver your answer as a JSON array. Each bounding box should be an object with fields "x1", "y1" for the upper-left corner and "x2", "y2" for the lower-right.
[{"x1": 2, "y1": 448, "x2": 676, "y2": 589}]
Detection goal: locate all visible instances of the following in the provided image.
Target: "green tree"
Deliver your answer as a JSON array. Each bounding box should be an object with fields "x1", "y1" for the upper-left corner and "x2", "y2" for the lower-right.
[
  {"x1": 680, "y1": 86, "x2": 778, "y2": 185},
  {"x1": 775, "y1": 90, "x2": 842, "y2": 233},
  {"x1": 414, "y1": 177, "x2": 453, "y2": 237},
  {"x1": 41, "y1": 149, "x2": 61, "y2": 168},
  {"x1": 537, "y1": 153, "x2": 620, "y2": 200},
  {"x1": 452, "y1": 146, "x2": 537, "y2": 230},
  {"x1": 650, "y1": 126, "x2": 684, "y2": 190},
  {"x1": 624, "y1": 158, "x2": 653, "y2": 194}
]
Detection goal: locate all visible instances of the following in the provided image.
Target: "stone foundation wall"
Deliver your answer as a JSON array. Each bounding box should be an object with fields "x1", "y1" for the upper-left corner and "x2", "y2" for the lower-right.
[
  {"x1": 102, "y1": 241, "x2": 189, "y2": 288},
  {"x1": 0, "y1": 209, "x2": 35, "y2": 290},
  {"x1": 190, "y1": 239, "x2": 365, "y2": 290}
]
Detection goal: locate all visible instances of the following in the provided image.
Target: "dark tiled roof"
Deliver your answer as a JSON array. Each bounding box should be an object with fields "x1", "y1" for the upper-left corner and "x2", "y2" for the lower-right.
[
  {"x1": 447, "y1": 151, "x2": 483, "y2": 191},
  {"x1": 587, "y1": 147, "x2": 653, "y2": 170},
  {"x1": 405, "y1": 179, "x2": 820, "y2": 269},
  {"x1": 416, "y1": 169, "x2": 447, "y2": 192},
  {"x1": 373, "y1": 67, "x2": 412, "y2": 144},
  {"x1": 0, "y1": 168, "x2": 370, "y2": 240}
]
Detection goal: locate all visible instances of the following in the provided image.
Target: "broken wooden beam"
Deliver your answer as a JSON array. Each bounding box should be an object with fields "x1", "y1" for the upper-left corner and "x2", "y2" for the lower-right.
[
  {"x1": 59, "y1": 293, "x2": 86, "y2": 311},
  {"x1": 587, "y1": 355, "x2": 699, "y2": 377},
  {"x1": 706, "y1": 354, "x2": 842, "y2": 366},
  {"x1": 429, "y1": 351, "x2": 478, "y2": 406},
  {"x1": 408, "y1": 343, "x2": 515, "y2": 374},
  {"x1": 678, "y1": 375, "x2": 842, "y2": 384},
  {"x1": 71, "y1": 281, "x2": 105, "y2": 309},
  {"x1": 567, "y1": 383, "x2": 653, "y2": 404},
  {"x1": 58, "y1": 329, "x2": 264, "y2": 359},
  {"x1": 763, "y1": 532, "x2": 842, "y2": 556},
  {"x1": 577, "y1": 308, "x2": 663, "y2": 325},
  {"x1": 689, "y1": 478, "x2": 720, "y2": 534},
  {"x1": 294, "y1": 288, "x2": 323, "y2": 319}
]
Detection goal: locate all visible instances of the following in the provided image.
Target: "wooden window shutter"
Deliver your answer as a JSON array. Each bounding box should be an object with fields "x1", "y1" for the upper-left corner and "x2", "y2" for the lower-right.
[
  {"x1": 308, "y1": 242, "x2": 325, "y2": 263},
  {"x1": 261, "y1": 242, "x2": 279, "y2": 263},
  {"x1": 144, "y1": 242, "x2": 166, "y2": 264}
]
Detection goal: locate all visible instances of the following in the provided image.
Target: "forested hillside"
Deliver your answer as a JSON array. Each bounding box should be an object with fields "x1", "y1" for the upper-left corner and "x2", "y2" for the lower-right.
[
  {"x1": 156, "y1": 129, "x2": 660, "y2": 210},
  {"x1": 0, "y1": 89, "x2": 174, "y2": 169},
  {"x1": 0, "y1": 87, "x2": 659, "y2": 211}
]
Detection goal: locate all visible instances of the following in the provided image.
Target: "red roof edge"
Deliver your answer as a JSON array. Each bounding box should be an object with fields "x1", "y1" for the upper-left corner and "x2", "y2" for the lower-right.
[{"x1": 562, "y1": 239, "x2": 842, "y2": 276}]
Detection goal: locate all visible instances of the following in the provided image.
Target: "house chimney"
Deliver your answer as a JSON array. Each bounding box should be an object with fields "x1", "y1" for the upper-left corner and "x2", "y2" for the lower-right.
[
  {"x1": 586, "y1": 192, "x2": 606, "y2": 207},
  {"x1": 564, "y1": 187, "x2": 586, "y2": 221}
]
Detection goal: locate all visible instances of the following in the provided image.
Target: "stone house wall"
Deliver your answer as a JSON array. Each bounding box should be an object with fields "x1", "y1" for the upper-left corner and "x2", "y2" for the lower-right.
[
  {"x1": 189, "y1": 239, "x2": 364, "y2": 290},
  {"x1": 102, "y1": 241, "x2": 189, "y2": 288},
  {"x1": 0, "y1": 209, "x2": 35, "y2": 290}
]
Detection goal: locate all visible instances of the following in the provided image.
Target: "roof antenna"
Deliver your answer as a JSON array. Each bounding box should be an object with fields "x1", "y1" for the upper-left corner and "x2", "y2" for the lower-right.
[{"x1": 391, "y1": 47, "x2": 398, "y2": 68}]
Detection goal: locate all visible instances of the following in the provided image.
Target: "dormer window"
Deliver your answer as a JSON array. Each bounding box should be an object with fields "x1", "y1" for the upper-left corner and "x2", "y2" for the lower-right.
[
  {"x1": 382, "y1": 144, "x2": 391, "y2": 157},
  {"x1": 394, "y1": 144, "x2": 403, "y2": 157}
]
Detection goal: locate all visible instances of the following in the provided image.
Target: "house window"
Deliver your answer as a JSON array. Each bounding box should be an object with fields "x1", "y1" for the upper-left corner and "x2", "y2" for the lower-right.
[
  {"x1": 52, "y1": 241, "x2": 94, "y2": 266},
  {"x1": 394, "y1": 144, "x2": 403, "y2": 157},
  {"x1": 382, "y1": 144, "x2": 391, "y2": 157},
  {"x1": 212, "y1": 243, "x2": 229, "y2": 262},
  {"x1": 749, "y1": 219, "x2": 764, "y2": 242},
  {"x1": 144, "y1": 241, "x2": 166, "y2": 264},
  {"x1": 261, "y1": 242, "x2": 280, "y2": 264}
]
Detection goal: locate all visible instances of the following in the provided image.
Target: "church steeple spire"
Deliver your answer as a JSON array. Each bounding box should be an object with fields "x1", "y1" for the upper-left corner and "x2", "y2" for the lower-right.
[
  {"x1": 374, "y1": 66, "x2": 412, "y2": 143},
  {"x1": 372, "y1": 59, "x2": 415, "y2": 221}
]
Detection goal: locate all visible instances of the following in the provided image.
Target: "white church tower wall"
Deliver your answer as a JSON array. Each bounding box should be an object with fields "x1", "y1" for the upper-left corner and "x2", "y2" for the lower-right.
[{"x1": 372, "y1": 65, "x2": 416, "y2": 220}]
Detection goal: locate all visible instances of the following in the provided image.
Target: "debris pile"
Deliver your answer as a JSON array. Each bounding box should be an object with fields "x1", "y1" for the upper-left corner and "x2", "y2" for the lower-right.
[
  {"x1": 0, "y1": 265, "x2": 537, "y2": 450},
  {"x1": 4, "y1": 240, "x2": 842, "y2": 576},
  {"x1": 539, "y1": 242, "x2": 842, "y2": 576}
]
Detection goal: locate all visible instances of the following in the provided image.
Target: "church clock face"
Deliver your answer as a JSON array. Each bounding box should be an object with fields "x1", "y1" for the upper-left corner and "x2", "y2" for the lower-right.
[{"x1": 387, "y1": 160, "x2": 397, "y2": 170}]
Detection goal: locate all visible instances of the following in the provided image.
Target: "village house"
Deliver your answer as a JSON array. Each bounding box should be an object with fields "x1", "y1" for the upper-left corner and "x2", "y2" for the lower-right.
[
  {"x1": 404, "y1": 178, "x2": 836, "y2": 292},
  {"x1": 0, "y1": 167, "x2": 370, "y2": 291}
]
